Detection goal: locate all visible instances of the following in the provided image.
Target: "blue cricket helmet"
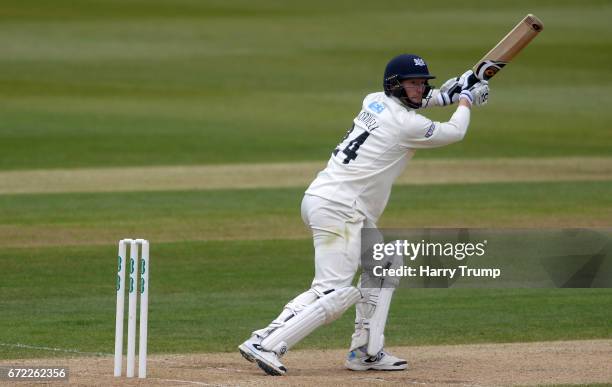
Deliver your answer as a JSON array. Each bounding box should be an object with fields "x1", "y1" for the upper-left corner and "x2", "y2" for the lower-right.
[{"x1": 383, "y1": 54, "x2": 435, "y2": 109}]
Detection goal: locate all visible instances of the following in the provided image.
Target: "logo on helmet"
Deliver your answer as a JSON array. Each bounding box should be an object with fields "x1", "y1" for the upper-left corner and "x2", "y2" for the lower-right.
[
  {"x1": 384, "y1": 54, "x2": 435, "y2": 109},
  {"x1": 413, "y1": 58, "x2": 426, "y2": 66}
]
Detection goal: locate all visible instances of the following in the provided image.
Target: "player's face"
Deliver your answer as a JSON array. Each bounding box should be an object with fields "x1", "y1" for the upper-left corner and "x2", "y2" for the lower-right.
[{"x1": 401, "y1": 78, "x2": 427, "y2": 104}]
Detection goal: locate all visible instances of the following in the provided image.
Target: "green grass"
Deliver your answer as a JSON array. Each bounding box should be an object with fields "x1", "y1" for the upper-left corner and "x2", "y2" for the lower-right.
[
  {"x1": 0, "y1": 180, "x2": 611, "y2": 358},
  {"x1": 0, "y1": 181, "x2": 609, "y2": 227},
  {"x1": 0, "y1": 0, "x2": 611, "y2": 363},
  {"x1": 0, "y1": 181, "x2": 610, "y2": 248},
  {"x1": 1, "y1": 1, "x2": 611, "y2": 170},
  {"x1": 1, "y1": 240, "x2": 610, "y2": 359}
]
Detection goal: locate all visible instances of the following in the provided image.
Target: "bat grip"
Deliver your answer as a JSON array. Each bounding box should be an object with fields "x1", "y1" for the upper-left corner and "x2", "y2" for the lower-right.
[
  {"x1": 448, "y1": 73, "x2": 480, "y2": 99},
  {"x1": 466, "y1": 73, "x2": 479, "y2": 89}
]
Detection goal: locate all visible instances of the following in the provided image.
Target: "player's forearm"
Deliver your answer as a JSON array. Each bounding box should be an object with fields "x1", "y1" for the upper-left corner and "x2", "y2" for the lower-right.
[
  {"x1": 436, "y1": 105, "x2": 471, "y2": 143},
  {"x1": 458, "y1": 98, "x2": 471, "y2": 109}
]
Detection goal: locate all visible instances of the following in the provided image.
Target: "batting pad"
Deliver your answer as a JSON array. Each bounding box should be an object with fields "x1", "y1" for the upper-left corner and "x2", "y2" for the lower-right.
[
  {"x1": 261, "y1": 287, "x2": 361, "y2": 353},
  {"x1": 367, "y1": 287, "x2": 394, "y2": 356}
]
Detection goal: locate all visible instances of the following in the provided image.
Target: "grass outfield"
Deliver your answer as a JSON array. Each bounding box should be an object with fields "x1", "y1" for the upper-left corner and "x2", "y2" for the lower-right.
[
  {"x1": 1, "y1": 1, "x2": 611, "y2": 170},
  {"x1": 1, "y1": 240, "x2": 611, "y2": 359},
  {"x1": 0, "y1": 0, "x2": 611, "y2": 369},
  {"x1": 1, "y1": 181, "x2": 611, "y2": 359},
  {"x1": 0, "y1": 181, "x2": 610, "y2": 247}
]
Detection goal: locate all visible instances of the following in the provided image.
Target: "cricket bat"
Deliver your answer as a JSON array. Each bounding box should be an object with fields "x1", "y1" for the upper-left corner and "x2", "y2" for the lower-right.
[
  {"x1": 463, "y1": 14, "x2": 543, "y2": 89},
  {"x1": 473, "y1": 14, "x2": 544, "y2": 81}
]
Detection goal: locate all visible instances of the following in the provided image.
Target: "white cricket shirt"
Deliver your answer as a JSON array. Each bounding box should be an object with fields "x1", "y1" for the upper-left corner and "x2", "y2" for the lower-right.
[{"x1": 305, "y1": 91, "x2": 471, "y2": 222}]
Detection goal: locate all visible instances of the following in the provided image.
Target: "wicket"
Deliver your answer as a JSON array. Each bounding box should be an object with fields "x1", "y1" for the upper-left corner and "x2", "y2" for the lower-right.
[{"x1": 114, "y1": 238, "x2": 150, "y2": 378}]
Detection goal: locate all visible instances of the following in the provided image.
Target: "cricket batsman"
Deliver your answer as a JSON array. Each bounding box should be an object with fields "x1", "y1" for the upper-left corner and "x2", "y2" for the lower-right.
[{"x1": 239, "y1": 54, "x2": 490, "y2": 375}]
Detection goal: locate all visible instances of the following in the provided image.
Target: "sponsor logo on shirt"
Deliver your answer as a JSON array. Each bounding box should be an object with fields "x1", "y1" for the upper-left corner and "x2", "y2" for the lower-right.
[
  {"x1": 368, "y1": 101, "x2": 385, "y2": 114},
  {"x1": 425, "y1": 123, "x2": 435, "y2": 138}
]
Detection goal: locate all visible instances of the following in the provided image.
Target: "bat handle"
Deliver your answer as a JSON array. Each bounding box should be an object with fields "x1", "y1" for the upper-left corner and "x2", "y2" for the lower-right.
[
  {"x1": 466, "y1": 73, "x2": 479, "y2": 89},
  {"x1": 448, "y1": 73, "x2": 480, "y2": 99}
]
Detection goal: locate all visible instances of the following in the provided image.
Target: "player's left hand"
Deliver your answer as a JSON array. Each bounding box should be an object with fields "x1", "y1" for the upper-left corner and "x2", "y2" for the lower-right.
[
  {"x1": 470, "y1": 80, "x2": 489, "y2": 106},
  {"x1": 460, "y1": 80, "x2": 489, "y2": 107}
]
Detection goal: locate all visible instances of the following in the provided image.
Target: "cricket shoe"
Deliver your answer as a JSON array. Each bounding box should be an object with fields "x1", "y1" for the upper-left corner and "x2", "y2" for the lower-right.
[
  {"x1": 238, "y1": 336, "x2": 287, "y2": 376},
  {"x1": 345, "y1": 347, "x2": 408, "y2": 371}
]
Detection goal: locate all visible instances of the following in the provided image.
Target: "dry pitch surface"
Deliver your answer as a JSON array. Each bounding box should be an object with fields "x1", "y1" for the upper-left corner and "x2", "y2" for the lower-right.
[{"x1": 2, "y1": 340, "x2": 611, "y2": 386}]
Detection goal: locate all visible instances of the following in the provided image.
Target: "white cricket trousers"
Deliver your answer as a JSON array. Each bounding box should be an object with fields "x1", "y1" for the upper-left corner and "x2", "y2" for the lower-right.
[{"x1": 301, "y1": 194, "x2": 375, "y2": 294}]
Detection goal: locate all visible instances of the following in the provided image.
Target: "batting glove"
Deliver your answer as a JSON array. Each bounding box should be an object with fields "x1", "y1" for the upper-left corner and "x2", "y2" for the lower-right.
[
  {"x1": 459, "y1": 81, "x2": 489, "y2": 107},
  {"x1": 438, "y1": 70, "x2": 476, "y2": 105}
]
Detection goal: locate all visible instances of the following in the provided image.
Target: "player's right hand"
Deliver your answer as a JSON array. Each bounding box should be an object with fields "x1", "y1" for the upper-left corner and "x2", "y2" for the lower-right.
[
  {"x1": 440, "y1": 70, "x2": 475, "y2": 104},
  {"x1": 457, "y1": 70, "x2": 476, "y2": 90}
]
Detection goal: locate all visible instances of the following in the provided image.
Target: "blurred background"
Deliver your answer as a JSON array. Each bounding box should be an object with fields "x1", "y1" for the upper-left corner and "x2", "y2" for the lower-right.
[
  {"x1": 0, "y1": 0, "x2": 610, "y2": 359},
  {"x1": 1, "y1": 0, "x2": 611, "y2": 170}
]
